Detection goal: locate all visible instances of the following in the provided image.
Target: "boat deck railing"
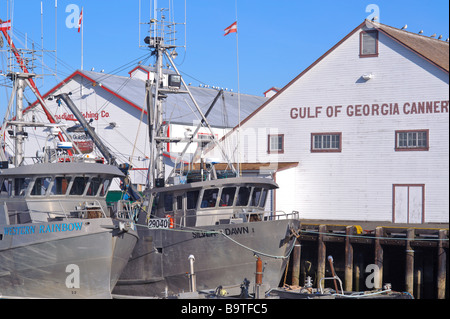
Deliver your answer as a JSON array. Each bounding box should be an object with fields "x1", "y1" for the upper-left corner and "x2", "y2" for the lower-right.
[
  {"x1": 113, "y1": 200, "x2": 141, "y2": 220},
  {"x1": 7, "y1": 199, "x2": 110, "y2": 223},
  {"x1": 148, "y1": 209, "x2": 300, "y2": 228},
  {"x1": 34, "y1": 150, "x2": 105, "y2": 165}
]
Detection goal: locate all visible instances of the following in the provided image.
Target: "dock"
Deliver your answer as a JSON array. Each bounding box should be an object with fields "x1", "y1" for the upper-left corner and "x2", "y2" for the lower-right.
[{"x1": 286, "y1": 220, "x2": 449, "y2": 299}]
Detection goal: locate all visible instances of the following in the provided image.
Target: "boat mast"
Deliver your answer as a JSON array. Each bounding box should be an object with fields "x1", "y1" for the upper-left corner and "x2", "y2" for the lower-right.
[
  {"x1": 144, "y1": 1, "x2": 237, "y2": 188},
  {"x1": 14, "y1": 74, "x2": 26, "y2": 167},
  {"x1": 3, "y1": 73, "x2": 40, "y2": 167},
  {"x1": 146, "y1": 8, "x2": 170, "y2": 188},
  {"x1": 153, "y1": 33, "x2": 165, "y2": 186}
]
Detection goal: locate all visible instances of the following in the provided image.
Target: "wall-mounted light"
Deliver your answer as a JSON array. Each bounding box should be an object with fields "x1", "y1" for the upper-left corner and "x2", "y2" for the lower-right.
[{"x1": 362, "y1": 73, "x2": 374, "y2": 81}]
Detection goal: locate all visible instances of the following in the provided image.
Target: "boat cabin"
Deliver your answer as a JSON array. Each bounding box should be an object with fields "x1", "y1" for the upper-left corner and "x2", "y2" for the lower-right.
[
  {"x1": 148, "y1": 177, "x2": 278, "y2": 227},
  {"x1": 0, "y1": 162, "x2": 125, "y2": 225}
]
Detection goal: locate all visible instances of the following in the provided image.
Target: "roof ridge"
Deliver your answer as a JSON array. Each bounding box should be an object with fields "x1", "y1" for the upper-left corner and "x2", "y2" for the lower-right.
[
  {"x1": 81, "y1": 69, "x2": 137, "y2": 81},
  {"x1": 369, "y1": 20, "x2": 449, "y2": 45}
]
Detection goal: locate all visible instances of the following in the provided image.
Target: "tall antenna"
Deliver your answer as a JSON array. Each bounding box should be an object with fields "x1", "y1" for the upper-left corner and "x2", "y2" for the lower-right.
[
  {"x1": 0, "y1": 2, "x2": 57, "y2": 80},
  {"x1": 139, "y1": 0, "x2": 186, "y2": 53},
  {"x1": 0, "y1": 3, "x2": 70, "y2": 154},
  {"x1": 141, "y1": 0, "x2": 236, "y2": 188}
]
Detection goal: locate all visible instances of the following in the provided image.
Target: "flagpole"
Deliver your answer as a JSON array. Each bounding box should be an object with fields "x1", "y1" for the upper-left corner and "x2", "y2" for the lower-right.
[
  {"x1": 81, "y1": 7, "x2": 84, "y2": 71},
  {"x1": 235, "y1": 1, "x2": 241, "y2": 176}
]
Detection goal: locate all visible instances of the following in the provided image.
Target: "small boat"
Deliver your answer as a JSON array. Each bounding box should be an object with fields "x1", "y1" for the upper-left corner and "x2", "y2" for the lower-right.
[
  {"x1": 267, "y1": 283, "x2": 413, "y2": 299},
  {"x1": 267, "y1": 257, "x2": 413, "y2": 300}
]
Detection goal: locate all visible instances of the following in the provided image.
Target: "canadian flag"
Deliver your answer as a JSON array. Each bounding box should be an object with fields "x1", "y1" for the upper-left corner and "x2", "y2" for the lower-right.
[
  {"x1": 0, "y1": 20, "x2": 11, "y2": 31},
  {"x1": 224, "y1": 21, "x2": 237, "y2": 36},
  {"x1": 78, "y1": 8, "x2": 83, "y2": 33}
]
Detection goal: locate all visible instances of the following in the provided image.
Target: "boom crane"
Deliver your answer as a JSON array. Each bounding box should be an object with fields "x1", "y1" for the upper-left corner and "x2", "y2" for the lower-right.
[{"x1": 55, "y1": 93, "x2": 142, "y2": 202}]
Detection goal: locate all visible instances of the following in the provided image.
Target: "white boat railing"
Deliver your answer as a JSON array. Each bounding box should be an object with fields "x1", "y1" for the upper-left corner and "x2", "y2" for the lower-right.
[
  {"x1": 113, "y1": 200, "x2": 141, "y2": 220},
  {"x1": 147, "y1": 208, "x2": 299, "y2": 228},
  {"x1": 7, "y1": 199, "x2": 110, "y2": 223}
]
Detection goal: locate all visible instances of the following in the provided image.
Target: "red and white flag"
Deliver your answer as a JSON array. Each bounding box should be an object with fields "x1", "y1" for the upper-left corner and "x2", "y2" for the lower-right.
[
  {"x1": 0, "y1": 20, "x2": 11, "y2": 31},
  {"x1": 224, "y1": 21, "x2": 237, "y2": 36},
  {"x1": 77, "y1": 8, "x2": 83, "y2": 33}
]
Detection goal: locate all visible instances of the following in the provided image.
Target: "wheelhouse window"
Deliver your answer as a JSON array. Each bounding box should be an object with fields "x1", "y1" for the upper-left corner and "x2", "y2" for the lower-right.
[
  {"x1": 70, "y1": 177, "x2": 89, "y2": 196},
  {"x1": 236, "y1": 187, "x2": 252, "y2": 206},
  {"x1": 311, "y1": 133, "x2": 342, "y2": 152},
  {"x1": 164, "y1": 194, "x2": 174, "y2": 212},
  {"x1": 259, "y1": 189, "x2": 268, "y2": 208},
  {"x1": 50, "y1": 176, "x2": 72, "y2": 195},
  {"x1": 219, "y1": 187, "x2": 236, "y2": 207},
  {"x1": 14, "y1": 177, "x2": 32, "y2": 196},
  {"x1": 250, "y1": 188, "x2": 262, "y2": 207},
  {"x1": 86, "y1": 177, "x2": 102, "y2": 196},
  {"x1": 1, "y1": 178, "x2": 12, "y2": 197},
  {"x1": 176, "y1": 195, "x2": 183, "y2": 211},
  {"x1": 31, "y1": 177, "x2": 52, "y2": 196},
  {"x1": 395, "y1": 130, "x2": 429, "y2": 151},
  {"x1": 360, "y1": 30, "x2": 378, "y2": 57},
  {"x1": 99, "y1": 179, "x2": 111, "y2": 197},
  {"x1": 187, "y1": 191, "x2": 199, "y2": 210},
  {"x1": 268, "y1": 134, "x2": 284, "y2": 154},
  {"x1": 201, "y1": 188, "x2": 219, "y2": 208}
]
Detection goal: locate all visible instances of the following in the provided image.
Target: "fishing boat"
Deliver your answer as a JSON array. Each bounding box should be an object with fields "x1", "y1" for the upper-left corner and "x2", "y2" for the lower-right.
[
  {"x1": 113, "y1": 7, "x2": 300, "y2": 298},
  {"x1": 0, "y1": 72, "x2": 138, "y2": 299},
  {"x1": 115, "y1": 175, "x2": 299, "y2": 297}
]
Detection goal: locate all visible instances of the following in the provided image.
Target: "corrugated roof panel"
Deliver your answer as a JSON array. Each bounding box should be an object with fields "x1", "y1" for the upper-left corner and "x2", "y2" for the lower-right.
[{"x1": 79, "y1": 70, "x2": 267, "y2": 128}]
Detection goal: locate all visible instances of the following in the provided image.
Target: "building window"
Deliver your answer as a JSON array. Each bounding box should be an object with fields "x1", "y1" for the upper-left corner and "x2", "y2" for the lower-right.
[
  {"x1": 197, "y1": 133, "x2": 218, "y2": 151},
  {"x1": 311, "y1": 133, "x2": 342, "y2": 152},
  {"x1": 268, "y1": 134, "x2": 284, "y2": 154},
  {"x1": 360, "y1": 30, "x2": 378, "y2": 57},
  {"x1": 395, "y1": 130, "x2": 429, "y2": 151}
]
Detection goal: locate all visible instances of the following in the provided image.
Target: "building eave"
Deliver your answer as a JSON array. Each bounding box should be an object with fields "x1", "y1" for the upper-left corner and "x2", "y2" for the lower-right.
[
  {"x1": 219, "y1": 21, "x2": 367, "y2": 144},
  {"x1": 218, "y1": 20, "x2": 449, "y2": 146},
  {"x1": 25, "y1": 70, "x2": 147, "y2": 116}
]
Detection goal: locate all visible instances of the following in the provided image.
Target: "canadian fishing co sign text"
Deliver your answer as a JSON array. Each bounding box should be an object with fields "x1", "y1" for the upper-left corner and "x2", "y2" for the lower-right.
[
  {"x1": 290, "y1": 100, "x2": 449, "y2": 119},
  {"x1": 55, "y1": 111, "x2": 110, "y2": 121}
]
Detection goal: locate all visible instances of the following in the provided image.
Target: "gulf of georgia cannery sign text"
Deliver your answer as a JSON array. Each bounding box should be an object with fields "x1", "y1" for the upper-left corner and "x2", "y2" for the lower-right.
[{"x1": 290, "y1": 100, "x2": 449, "y2": 119}]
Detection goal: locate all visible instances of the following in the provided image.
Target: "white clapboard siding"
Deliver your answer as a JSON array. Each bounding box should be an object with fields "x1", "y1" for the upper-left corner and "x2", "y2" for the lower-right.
[{"x1": 217, "y1": 22, "x2": 449, "y2": 223}]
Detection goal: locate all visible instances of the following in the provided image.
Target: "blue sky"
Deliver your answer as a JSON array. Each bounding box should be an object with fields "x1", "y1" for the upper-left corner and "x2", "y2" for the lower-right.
[{"x1": 0, "y1": 0, "x2": 449, "y2": 111}]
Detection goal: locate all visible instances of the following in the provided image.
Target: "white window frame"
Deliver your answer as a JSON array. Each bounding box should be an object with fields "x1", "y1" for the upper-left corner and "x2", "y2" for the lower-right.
[
  {"x1": 311, "y1": 133, "x2": 342, "y2": 153},
  {"x1": 268, "y1": 134, "x2": 284, "y2": 154}
]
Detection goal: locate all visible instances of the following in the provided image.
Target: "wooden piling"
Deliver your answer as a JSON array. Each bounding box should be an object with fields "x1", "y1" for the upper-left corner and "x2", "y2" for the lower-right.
[
  {"x1": 437, "y1": 229, "x2": 447, "y2": 299},
  {"x1": 374, "y1": 227, "x2": 384, "y2": 289},
  {"x1": 415, "y1": 251, "x2": 423, "y2": 299},
  {"x1": 354, "y1": 252, "x2": 364, "y2": 292},
  {"x1": 317, "y1": 225, "x2": 326, "y2": 289},
  {"x1": 344, "y1": 226, "x2": 354, "y2": 291},
  {"x1": 291, "y1": 241, "x2": 301, "y2": 286},
  {"x1": 405, "y1": 228, "x2": 415, "y2": 296},
  {"x1": 424, "y1": 249, "x2": 434, "y2": 298},
  {"x1": 295, "y1": 221, "x2": 447, "y2": 296}
]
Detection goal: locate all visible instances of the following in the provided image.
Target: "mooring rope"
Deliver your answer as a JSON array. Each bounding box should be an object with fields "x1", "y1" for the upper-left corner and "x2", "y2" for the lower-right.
[
  {"x1": 218, "y1": 230, "x2": 296, "y2": 260},
  {"x1": 133, "y1": 221, "x2": 297, "y2": 260}
]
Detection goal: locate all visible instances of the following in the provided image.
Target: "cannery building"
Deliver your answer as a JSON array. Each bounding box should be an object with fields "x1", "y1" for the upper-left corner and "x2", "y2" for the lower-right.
[{"x1": 211, "y1": 20, "x2": 449, "y2": 224}]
